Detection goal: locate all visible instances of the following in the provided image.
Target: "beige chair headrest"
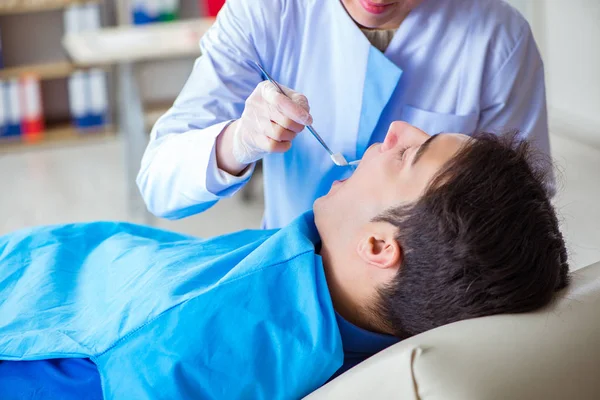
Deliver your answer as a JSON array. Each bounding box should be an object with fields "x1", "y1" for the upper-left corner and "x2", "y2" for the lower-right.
[{"x1": 308, "y1": 261, "x2": 600, "y2": 400}]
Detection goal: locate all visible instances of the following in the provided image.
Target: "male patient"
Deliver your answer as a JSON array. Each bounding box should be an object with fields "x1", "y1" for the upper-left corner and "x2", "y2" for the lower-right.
[{"x1": 0, "y1": 122, "x2": 569, "y2": 399}]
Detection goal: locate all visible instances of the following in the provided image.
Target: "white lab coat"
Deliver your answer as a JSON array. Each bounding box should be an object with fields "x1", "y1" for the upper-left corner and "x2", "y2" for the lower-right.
[{"x1": 137, "y1": 0, "x2": 549, "y2": 228}]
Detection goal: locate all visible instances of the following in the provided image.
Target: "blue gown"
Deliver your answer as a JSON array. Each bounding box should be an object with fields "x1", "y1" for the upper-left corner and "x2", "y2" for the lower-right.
[
  {"x1": 0, "y1": 213, "x2": 397, "y2": 399},
  {"x1": 0, "y1": 314, "x2": 397, "y2": 399},
  {"x1": 0, "y1": 358, "x2": 101, "y2": 400}
]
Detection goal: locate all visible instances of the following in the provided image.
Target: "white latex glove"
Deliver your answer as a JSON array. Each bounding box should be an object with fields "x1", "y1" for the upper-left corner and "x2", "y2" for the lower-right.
[{"x1": 231, "y1": 81, "x2": 313, "y2": 164}]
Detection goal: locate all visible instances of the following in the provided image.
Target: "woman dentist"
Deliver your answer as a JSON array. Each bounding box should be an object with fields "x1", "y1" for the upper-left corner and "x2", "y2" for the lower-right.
[{"x1": 137, "y1": 0, "x2": 550, "y2": 229}]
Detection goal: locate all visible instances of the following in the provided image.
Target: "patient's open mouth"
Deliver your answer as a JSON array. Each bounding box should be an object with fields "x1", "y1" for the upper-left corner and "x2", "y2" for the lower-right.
[{"x1": 328, "y1": 178, "x2": 348, "y2": 195}]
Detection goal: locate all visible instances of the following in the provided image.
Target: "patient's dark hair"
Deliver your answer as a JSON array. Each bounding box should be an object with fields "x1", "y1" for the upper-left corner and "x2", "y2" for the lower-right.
[{"x1": 375, "y1": 132, "x2": 570, "y2": 339}]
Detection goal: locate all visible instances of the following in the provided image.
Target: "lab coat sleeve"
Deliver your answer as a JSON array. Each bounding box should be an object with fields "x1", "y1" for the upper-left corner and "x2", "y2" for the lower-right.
[
  {"x1": 136, "y1": 0, "x2": 280, "y2": 219},
  {"x1": 477, "y1": 22, "x2": 555, "y2": 193}
]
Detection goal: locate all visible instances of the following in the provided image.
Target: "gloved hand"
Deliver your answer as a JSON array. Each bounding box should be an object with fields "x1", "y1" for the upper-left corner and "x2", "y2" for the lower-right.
[{"x1": 231, "y1": 81, "x2": 313, "y2": 164}]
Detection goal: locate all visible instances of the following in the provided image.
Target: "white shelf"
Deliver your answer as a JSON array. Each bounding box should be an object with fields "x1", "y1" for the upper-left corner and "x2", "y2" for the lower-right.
[
  {"x1": 63, "y1": 18, "x2": 215, "y2": 66},
  {"x1": 0, "y1": 61, "x2": 77, "y2": 81},
  {"x1": 0, "y1": 124, "x2": 115, "y2": 153},
  {"x1": 0, "y1": 0, "x2": 99, "y2": 16}
]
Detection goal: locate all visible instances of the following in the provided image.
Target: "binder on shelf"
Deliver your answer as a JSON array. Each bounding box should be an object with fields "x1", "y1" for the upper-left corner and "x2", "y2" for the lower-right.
[
  {"x1": 82, "y1": 2, "x2": 101, "y2": 31},
  {"x1": 63, "y1": 4, "x2": 82, "y2": 35},
  {"x1": 159, "y1": 0, "x2": 180, "y2": 22},
  {"x1": 6, "y1": 79, "x2": 22, "y2": 137},
  {"x1": 20, "y1": 74, "x2": 45, "y2": 141},
  {"x1": 132, "y1": 0, "x2": 149, "y2": 25},
  {"x1": 65, "y1": 5, "x2": 86, "y2": 130},
  {"x1": 201, "y1": 0, "x2": 225, "y2": 17},
  {"x1": 65, "y1": 3, "x2": 101, "y2": 33},
  {"x1": 133, "y1": 0, "x2": 157, "y2": 24},
  {"x1": 64, "y1": 4, "x2": 106, "y2": 132},
  {"x1": 147, "y1": 0, "x2": 162, "y2": 23},
  {"x1": 87, "y1": 68, "x2": 108, "y2": 128},
  {"x1": 68, "y1": 70, "x2": 88, "y2": 129},
  {"x1": 0, "y1": 80, "x2": 6, "y2": 138},
  {"x1": 0, "y1": 30, "x2": 4, "y2": 69},
  {"x1": 133, "y1": 0, "x2": 178, "y2": 24}
]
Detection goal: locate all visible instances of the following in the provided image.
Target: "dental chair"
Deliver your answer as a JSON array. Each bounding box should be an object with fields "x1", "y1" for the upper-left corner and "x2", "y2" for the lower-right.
[{"x1": 308, "y1": 260, "x2": 600, "y2": 400}]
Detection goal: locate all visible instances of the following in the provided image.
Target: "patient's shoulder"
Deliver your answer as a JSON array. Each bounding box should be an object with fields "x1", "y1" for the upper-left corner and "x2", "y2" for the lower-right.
[{"x1": 455, "y1": 0, "x2": 531, "y2": 47}]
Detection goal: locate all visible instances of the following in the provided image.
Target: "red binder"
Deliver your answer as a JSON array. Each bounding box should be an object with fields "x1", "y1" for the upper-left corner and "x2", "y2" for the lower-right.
[
  {"x1": 201, "y1": 0, "x2": 226, "y2": 17},
  {"x1": 20, "y1": 74, "x2": 45, "y2": 142}
]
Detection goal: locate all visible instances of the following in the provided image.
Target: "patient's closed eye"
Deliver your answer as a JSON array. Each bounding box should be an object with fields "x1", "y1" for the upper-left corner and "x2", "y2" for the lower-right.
[{"x1": 397, "y1": 146, "x2": 411, "y2": 161}]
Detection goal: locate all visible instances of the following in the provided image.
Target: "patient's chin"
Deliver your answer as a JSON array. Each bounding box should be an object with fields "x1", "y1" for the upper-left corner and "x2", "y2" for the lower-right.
[
  {"x1": 313, "y1": 194, "x2": 329, "y2": 212},
  {"x1": 313, "y1": 193, "x2": 333, "y2": 218},
  {"x1": 314, "y1": 179, "x2": 348, "y2": 216},
  {"x1": 313, "y1": 198, "x2": 327, "y2": 232}
]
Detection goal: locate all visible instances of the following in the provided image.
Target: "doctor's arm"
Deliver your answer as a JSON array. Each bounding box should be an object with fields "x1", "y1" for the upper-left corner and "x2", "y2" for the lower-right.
[
  {"x1": 477, "y1": 23, "x2": 554, "y2": 191},
  {"x1": 136, "y1": 0, "x2": 281, "y2": 219}
]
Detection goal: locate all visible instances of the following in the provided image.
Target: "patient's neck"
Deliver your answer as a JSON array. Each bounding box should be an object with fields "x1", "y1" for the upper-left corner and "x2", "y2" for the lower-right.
[{"x1": 319, "y1": 241, "x2": 390, "y2": 334}]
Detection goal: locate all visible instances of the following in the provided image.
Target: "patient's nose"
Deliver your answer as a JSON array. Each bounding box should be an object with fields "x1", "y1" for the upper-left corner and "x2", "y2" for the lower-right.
[{"x1": 382, "y1": 121, "x2": 429, "y2": 151}]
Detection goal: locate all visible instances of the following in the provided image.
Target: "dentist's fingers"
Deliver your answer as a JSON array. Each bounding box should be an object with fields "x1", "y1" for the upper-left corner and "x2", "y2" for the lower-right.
[
  {"x1": 268, "y1": 121, "x2": 298, "y2": 142},
  {"x1": 260, "y1": 81, "x2": 313, "y2": 126},
  {"x1": 268, "y1": 110, "x2": 305, "y2": 134}
]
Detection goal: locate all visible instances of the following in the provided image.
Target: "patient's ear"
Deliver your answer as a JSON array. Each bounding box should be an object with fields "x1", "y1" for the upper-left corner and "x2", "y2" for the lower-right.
[{"x1": 356, "y1": 223, "x2": 401, "y2": 270}]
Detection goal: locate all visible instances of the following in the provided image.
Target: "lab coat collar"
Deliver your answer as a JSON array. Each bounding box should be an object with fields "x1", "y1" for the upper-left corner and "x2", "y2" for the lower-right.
[
  {"x1": 330, "y1": 1, "x2": 405, "y2": 161},
  {"x1": 355, "y1": 47, "x2": 403, "y2": 160},
  {"x1": 383, "y1": 0, "x2": 432, "y2": 59}
]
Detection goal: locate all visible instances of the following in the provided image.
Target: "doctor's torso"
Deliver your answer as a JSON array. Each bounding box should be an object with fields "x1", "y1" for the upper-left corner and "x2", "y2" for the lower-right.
[{"x1": 246, "y1": 0, "x2": 531, "y2": 227}]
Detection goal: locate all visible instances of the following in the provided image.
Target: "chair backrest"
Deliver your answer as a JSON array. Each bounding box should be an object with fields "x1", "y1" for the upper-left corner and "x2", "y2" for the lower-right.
[{"x1": 308, "y1": 261, "x2": 600, "y2": 400}]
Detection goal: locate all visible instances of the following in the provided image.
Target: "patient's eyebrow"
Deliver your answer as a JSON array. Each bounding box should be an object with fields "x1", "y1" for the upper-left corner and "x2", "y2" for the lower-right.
[{"x1": 412, "y1": 134, "x2": 441, "y2": 166}]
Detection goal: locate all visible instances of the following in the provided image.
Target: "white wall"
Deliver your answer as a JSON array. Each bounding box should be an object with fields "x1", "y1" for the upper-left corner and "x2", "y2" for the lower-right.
[
  {"x1": 542, "y1": 0, "x2": 600, "y2": 147},
  {"x1": 508, "y1": 0, "x2": 600, "y2": 147}
]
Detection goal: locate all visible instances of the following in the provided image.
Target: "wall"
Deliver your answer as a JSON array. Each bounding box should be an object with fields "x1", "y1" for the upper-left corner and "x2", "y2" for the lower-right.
[
  {"x1": 508, "y1": 0, "x2": 600, "y2": 147},
  {"x1": 541, "y1": 0, "x2": 600, "y2": 147}
]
